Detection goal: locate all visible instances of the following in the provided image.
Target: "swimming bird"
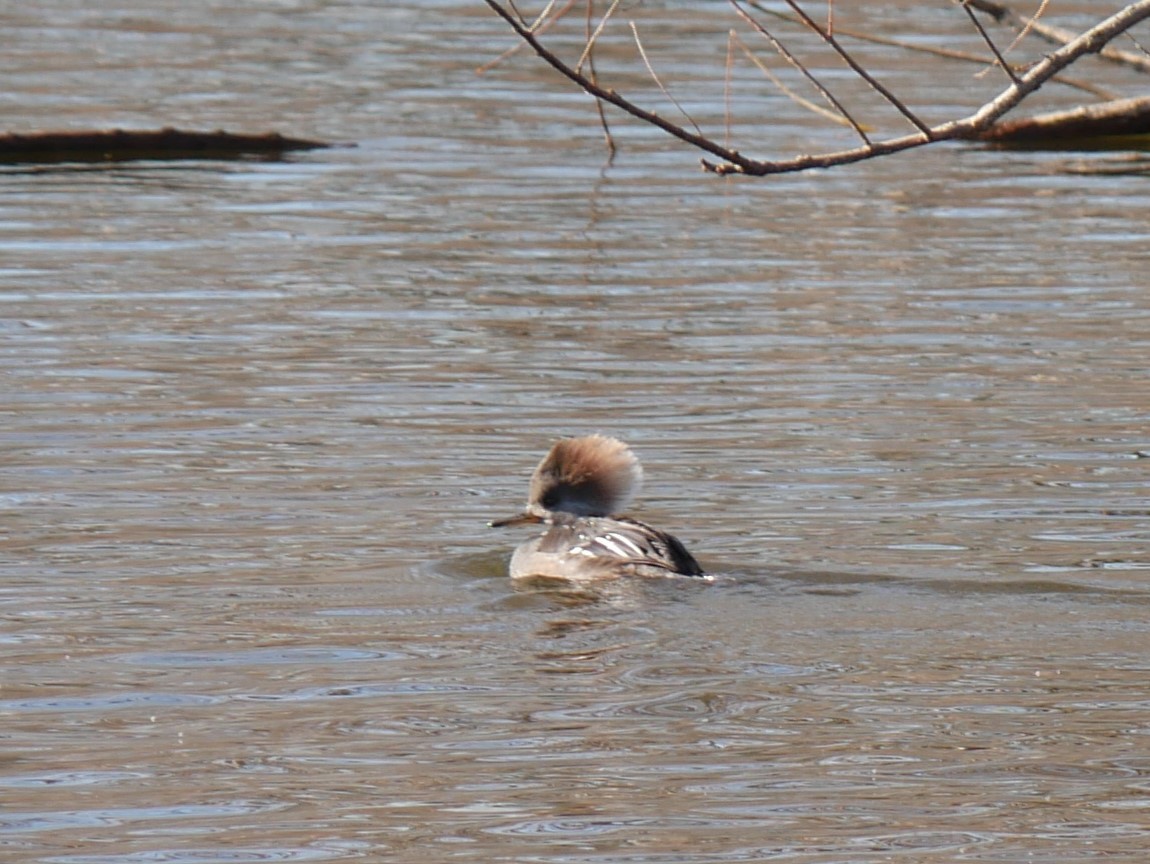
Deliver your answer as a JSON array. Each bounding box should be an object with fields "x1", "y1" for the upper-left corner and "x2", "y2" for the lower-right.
[{"x1": 491, "y1": 435, "x2": 705, "y2": 580}]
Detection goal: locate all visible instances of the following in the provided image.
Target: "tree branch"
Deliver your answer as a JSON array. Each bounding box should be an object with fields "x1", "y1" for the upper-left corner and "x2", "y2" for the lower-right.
[
  {"x1": 717, "y1": 0, "x2": 1150, "y2": 174},
  {"x1": 728, "y1": 0, "x2": 872, "y2": 144},
  {"x1": 967, "y1": 0, "x2": 1150, "y2": 74},
  {"x1": 779, "y1": 0, "x2": 934, "y2": 135},
  {"x1": 960, "y1": 0, "x2": 1023, "y2": 85},
  {"x1": 747, "y1": 1, "x2": 1118, "y2": 100},
  {"x1": 482, "y1": 0, "x2": 758, "y2": 171},
  {"x1": 483, "y1": 0, "x2": 1150, "y2": 177}
]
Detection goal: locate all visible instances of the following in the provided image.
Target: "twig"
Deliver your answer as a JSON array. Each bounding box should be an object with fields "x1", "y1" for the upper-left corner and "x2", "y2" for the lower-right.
[
  {"x1": 732, "y1": 32, "x2": 857, "y2": 126},
  {"x1": 481, "y1": 0, "x2": 756, "y2": 171},
  {"x1": 1127, "y1": 32, "x2": 1150, "y2": 60},
  {"x1": 476, "y1": 0, "x2": 578, "y2": 74},
  {"x1": 505, "y1": 0, "x2": 529, "y2": 26},
  {"x1": 527, "y1": 0, "x2": 562, "y2": 31},
  {"x1": 967, "y1": 0, "x2": 1150, "y2": 74},
  {"x1": 708, "y1": 0, "x2": 1150, "y2": 174},
  {"x1": 998, "y1": 0, "x2": 1050, "y2": 58},
  {"x1": 728, "y1": 0, "x2": 872, "y2": 145},
  {"x1": 961, "y1": 0, "x2": 1023, "y2": 84},
  {"x1": 576, "y1": 0, "x2": 622, "y2": 74},
  {"x1": 781, "y1": 0, "x2": 933, "y2": 136},
  {"x1": 586, "y1": 0, "x2": 617, "y2": 158},
  {"x1": 631, "y1": 21, "x2": 703, "y2": 137},
  {"x1": 482, "y1": 0, "x2": 1150, "y2": 176},
  {"x1": 745, "y1": 0, "x2": 1115, "y2": 98},
  {"x1": 725, "y1": 30, "x2": 736, "y2": 149}
]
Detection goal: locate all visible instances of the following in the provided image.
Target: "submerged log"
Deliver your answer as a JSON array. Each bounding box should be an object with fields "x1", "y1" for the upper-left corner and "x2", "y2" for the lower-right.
[
  {"x1": 0, "y1": 127, "x2": 338, "y2": 164},
  {"x1": 972, "y1": 95, "x2": 1150, "y2": 147}
]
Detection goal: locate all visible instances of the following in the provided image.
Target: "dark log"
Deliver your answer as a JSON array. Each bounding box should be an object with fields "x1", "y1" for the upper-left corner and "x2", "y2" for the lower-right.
[
  {"x1": 0, "y1": 127, "x2": 338, "y2": 164},
  {"x1": 971, "y1": 95, "x2": 1150, "y2": 147}
]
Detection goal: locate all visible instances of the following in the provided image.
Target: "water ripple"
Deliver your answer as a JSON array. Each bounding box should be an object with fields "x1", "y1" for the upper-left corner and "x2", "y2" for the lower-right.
[
  {"x1": 0, "y1": 801, "x2": 285, "y2": 834},
  {"x1": 0, "y1": 691, "x2": 222, "y2": 713},
  {"x1": 114, "y1": 647, "x2": 405, "y2": 667},
  {"x1": 41, "y1": 849, "x2": 356, "y2": 864},
  {"x1": 0, "y1": 770, "x2": 150, "y2": 789}
]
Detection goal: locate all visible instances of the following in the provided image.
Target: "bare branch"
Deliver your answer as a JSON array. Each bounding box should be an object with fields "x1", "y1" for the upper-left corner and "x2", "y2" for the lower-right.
[
  {"x1": 724, "y1": 30, "x2": 736, "y2": 149},
  {"x1": 731, "y1": 32, "x2": 857, "y2": 126},
  {"x1": 575, "y1": 0, "x2": 622, "y2": 74},
  {"x1": 481, "y1": 0, "x2": 756, "y2": 170},
  {"x1": 998, "y1": 0, "x2": 1051, "y2": 58},
  {"x1": 476, "y1": 0, "x2": 578, "y2": 75},
  {"x1": 630, "y1": 22, "x2": 703, "y2": 137},
  {"x1": 483, "y1": 0, "x2": 1150, "y2": 177},
  {"x1": 780, "y1": 0, "x2": 933, "y2": 135},
  {"x1": 708, "y1": 0, "x2": 1150, "y2": 175},
  {"x1": 960, "y1": 0, "x2": 1023, "y2": 84},
  {"x1": 747, "y1": 1, "x2": 1117, "y2": 100},
  {"x1": 585, "y1": 0, "x2": 616, "y2": 159},
  {"x1": 968, "y1": 0, "x2": 1150, "y2": 74},
  {"x1": 729, "y1": 0, "x2": 872, "y2": 144},
  {"x1": 526, "y1": 0, "x2": 562, "y2": 32},
  {"x1": 504, "y1": 0, "x2": 525, "y2": 25}
]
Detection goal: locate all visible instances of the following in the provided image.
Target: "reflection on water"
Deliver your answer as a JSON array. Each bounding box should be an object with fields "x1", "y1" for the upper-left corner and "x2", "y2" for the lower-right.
[{"x1": 3, "y1": 1, "x2": 1150, "y2": 862}]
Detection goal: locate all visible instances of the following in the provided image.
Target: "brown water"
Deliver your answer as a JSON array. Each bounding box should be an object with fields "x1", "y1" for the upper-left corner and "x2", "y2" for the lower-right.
[{"x1": 3, "y1": 2, "x2": 1150, "y2": 862}]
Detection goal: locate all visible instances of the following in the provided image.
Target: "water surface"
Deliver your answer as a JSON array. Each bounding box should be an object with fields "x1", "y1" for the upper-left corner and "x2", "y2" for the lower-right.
[{"x1": 2, "y1": 2, "x2": 1149, "y2": 862}]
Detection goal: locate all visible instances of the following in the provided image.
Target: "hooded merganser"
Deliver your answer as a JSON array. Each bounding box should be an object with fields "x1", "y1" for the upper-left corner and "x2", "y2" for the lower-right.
[{"x1": 491, "y1": 435, "x2": 706, "y2": 580}]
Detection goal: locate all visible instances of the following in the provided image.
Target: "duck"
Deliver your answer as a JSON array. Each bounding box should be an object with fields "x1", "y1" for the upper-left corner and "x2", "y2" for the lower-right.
[{"x1": 491, "y1": 435, "x2": 705, "y2": 580}]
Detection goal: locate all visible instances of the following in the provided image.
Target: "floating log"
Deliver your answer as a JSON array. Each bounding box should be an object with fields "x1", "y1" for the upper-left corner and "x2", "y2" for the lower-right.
[
  {"x1": 0, "y1": 127, "x2": 338, "y2": 164},
  {"x1": 973, "y1": 95, "x2": 1150, "y2": 148}
]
